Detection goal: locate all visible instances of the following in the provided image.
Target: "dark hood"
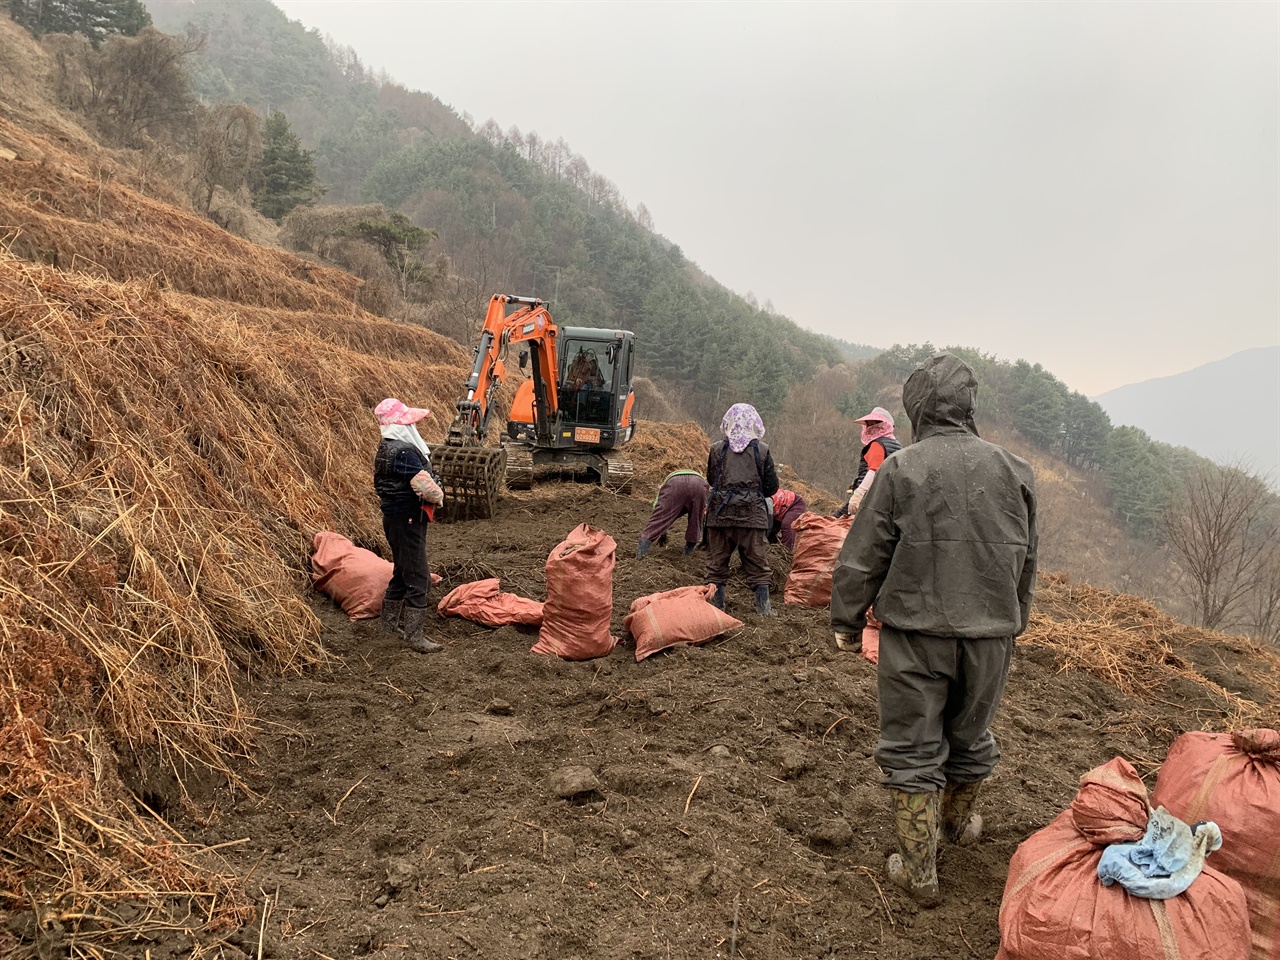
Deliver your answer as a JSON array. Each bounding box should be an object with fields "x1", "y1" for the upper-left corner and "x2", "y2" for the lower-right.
[{"x1": 902, "y1": 353, "x2": 979, "y2": 440}]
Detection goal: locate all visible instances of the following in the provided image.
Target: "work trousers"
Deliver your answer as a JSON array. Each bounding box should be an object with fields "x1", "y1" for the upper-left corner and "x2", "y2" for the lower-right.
[
  {"x1": 642, "y1": 474, "x2": 707, "y2": 545},
  {"x1": 875, "y1": 625, "x2": 1014, "y2": 793},
  {"x1": 382, "y1": 509, "x2": 432, "y2": 609},
  {"x1": 704, "y1": 526, "x2": 771, "y2": 588}
]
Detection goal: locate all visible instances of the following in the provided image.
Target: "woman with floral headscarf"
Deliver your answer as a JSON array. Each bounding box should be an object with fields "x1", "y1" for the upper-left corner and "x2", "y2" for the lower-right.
[
  {"x1": 705, "y1": 403, "x2": 779, "y2": 616},
  {"x1": 373, "y1": 398, "x2": 445, "y2": 654}
]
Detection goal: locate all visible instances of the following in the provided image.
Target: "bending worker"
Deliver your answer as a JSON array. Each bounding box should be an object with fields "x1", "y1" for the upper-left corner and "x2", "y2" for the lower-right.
[
  {"x1": 767, "y1": 488, "x2": 807, "y2": 553},
  {"x1": 637, "y1": 469, "x2": 709, "y2": 557},
  {"x1": 373, "y1": 397, "x2": 446, "y2": 655},
  {"x1": 830, "y1": 354, "x2": 1037, "y2": 906},
  {"x1": 705, "y1": 403, "x2": 779, "y2": 616}
]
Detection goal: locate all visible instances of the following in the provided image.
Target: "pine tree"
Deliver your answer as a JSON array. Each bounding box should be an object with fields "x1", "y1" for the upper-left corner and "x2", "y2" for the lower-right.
[
  {"x1": 9, "y1": 0, "x2": 150, "y2": 45},
  {"x1": 253, "y1": 111, "x2": 320, "y2": 222}
]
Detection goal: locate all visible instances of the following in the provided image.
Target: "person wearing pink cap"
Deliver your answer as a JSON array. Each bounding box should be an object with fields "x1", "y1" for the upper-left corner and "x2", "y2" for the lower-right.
[
  {"x1": 833, "y1": 406, "x2": 902, "y2": 650},
  {"x1": 373, "y1": 398, "x2": 445, "y2": 654}
]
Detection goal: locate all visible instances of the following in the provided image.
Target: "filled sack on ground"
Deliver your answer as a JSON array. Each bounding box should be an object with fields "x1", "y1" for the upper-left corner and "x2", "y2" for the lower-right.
[
  {"x1": 783, "y1": 512, "x2": 854, "y2": 607},
  {"x1": 437, "y1": 578, "x2": 544, "y2": 627},
  {"x1": 997, "y1": 756, "x2": 1251, "y2": 960},
  {"x1": 532, "y1": 524, "x2": 617, "y2": 660},
  {"x1": 624, "y1": 585, "x2": 744, "y2": 662},
  {"x1": 310, "y1": 531, "x2": 438, "y2": 620},
  {"x1": 1152, "y1": 729, "x2": 1280, "y2": 960}
]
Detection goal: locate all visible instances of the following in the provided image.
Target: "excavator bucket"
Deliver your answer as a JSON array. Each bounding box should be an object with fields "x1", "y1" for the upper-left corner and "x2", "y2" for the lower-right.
[{"x1": 434, "y1": 446, "x2": 507, "y2": 521}]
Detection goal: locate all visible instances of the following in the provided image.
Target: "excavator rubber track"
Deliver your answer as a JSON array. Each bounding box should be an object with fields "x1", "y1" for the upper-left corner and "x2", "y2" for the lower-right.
[
  {"x1": 504, "y1": 448, "x2": 535, "y2": 490},
  {"x1": 434, "y1": 446, "x2": 506, "y2": 521},
  {"x1": 599, "y1": 454, "x2": 634, "y2": 495}
]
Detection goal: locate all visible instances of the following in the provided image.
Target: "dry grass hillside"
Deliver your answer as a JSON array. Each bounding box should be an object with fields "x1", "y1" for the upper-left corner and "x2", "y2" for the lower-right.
[
  {"x1": 0, "y1": 90, "x2": 736, "y2": 956},
  {"x1": 0, "y1": 23, "x2": 1276, "y2": 960}
]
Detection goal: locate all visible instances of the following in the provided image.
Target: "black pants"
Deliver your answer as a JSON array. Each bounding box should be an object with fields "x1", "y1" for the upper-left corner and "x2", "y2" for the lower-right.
[
  {"x1": 875, "y1": 625, "x2": 1014, "y2": 792},
  {"x1": 382, "y1": 509, "x2": 431, "y2": 609}
]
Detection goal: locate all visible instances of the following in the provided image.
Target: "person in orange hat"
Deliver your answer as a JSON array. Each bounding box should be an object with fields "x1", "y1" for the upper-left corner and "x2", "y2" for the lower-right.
[{"x1": 373, "y1": 398, "x2": 445, "y2": 654}]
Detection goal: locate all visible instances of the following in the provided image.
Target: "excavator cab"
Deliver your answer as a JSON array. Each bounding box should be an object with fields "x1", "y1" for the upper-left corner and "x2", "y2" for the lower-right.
[{"x1": 505, "y1": 327, "x2": 637, "y2": 488}]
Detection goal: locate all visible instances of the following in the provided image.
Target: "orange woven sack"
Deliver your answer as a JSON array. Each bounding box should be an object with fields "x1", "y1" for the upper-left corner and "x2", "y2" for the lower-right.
[
  {"x1": 532, "y1": 524, "x2": 617, "y2": 661},
  {"x1": 310, "y1": 531, "x2": 440, "y2": 620},
  {"x1": 997, "y1": 757, "x2": 1251, "y2": 960},
  {"x1": 437, "y1": 578, "x2": 544, "y2": 628},
  {"x1": 783, "y1": 512, "x2": 854, "y2": 607},
  {"x1": 1152, "y1": 729, "x2": 1280, "y2": 960},
  {"x1": 624, "y1": 585, "x2": 744, "y2": 662}
]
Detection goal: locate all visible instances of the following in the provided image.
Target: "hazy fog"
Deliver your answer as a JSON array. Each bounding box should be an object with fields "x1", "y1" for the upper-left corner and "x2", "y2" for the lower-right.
[{"x1": 274, "y1": 0, "x2": 1278, "y2": 396}]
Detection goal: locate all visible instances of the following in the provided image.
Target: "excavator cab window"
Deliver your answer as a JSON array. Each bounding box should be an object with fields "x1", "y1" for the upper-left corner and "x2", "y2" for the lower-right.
[{"x1": 560, "y1": 341, "x2": 614, "y2": 426}]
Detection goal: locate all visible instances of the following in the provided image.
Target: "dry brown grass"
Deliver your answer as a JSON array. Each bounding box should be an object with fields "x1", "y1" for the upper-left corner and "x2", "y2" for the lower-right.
[
  {"x1": 0, "y1": 112, "x2": 477, "y2": 953},
  {"x1": 1023, "y1": 572, "x2": 1280, "y2": 728}
]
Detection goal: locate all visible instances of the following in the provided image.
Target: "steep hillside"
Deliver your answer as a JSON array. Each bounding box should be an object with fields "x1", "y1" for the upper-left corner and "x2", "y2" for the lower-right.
[
  {"x1": 135, "y1": 0, "x2": 843, "y2": 423},
  {"x1": 3, "y1": 14, "x2": 1278, "y2": 960},
  {"x1": 1096, "y1": 345, "x2": 1280, "y2": 485}
]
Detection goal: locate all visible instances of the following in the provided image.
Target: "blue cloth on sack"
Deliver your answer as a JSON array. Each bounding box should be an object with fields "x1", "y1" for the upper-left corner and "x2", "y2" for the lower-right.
[{"x1": 1097, "y1": 806, "x2": 1223, "y2": 900}]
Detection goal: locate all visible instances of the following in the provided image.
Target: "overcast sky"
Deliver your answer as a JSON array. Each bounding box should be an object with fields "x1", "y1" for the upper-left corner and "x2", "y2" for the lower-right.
[{"x1": 274, "y1": 0, "x2": 1278, "y2": 395}]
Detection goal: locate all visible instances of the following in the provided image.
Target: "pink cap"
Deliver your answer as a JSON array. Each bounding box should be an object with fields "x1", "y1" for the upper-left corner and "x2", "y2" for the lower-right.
[
  {"x1": 856, "y1": 406, "x2": 894, "y2": 426},
  {"x1": 374, "y1": 398, "x2": 431, "y2": 425}
]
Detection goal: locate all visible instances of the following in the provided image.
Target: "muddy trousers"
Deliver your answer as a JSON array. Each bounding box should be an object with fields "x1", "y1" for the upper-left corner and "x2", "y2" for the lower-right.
[
  {"x1": 704, "y1": 527, "x2": 771, "y2": 588},
  {"x1": 642, "y1": 475, "x2": 707, "y2": 546},
  {"x1": 382, "y1": 509, "x2": 431, "y2": 609},
  {"x1": 875, "y1": 626, "x2": 1014, "y2": 793}
]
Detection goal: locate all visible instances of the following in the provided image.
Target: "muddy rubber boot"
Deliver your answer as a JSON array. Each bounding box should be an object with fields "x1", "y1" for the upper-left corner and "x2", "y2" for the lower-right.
[
  {"x1": 636, "y1": 538, "x2": 653, "y2": 558},
  {"x1": 941, "y1": 780, "x2": 984, "y2": 844},
  {"x1": 682, "y1": 541, "x2": 697, "y2": 556},
  {"x1": 402, "y1": 605, "x2": 442, "y2": 654},
  {"x1": 754, "y1": 584, "x2": 774, "y2": 617},
  {"x1": 710, "y1": 584, "x2": 725, "y2": 610},
  {"x1": 380, "y1": 598, "x2": 404, "y2": 636},
  {"x1": 886, "y1": 789, "x2": 941, "y2": 907},
  {"x1": 834, "y1": 630, "x2": 861, "y2": 652}
]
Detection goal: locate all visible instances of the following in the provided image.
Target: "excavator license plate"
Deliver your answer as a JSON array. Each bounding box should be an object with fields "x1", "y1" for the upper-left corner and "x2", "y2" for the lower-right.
[{"x1": 574, "y1": 427, "x2": 601, "y2": 443}]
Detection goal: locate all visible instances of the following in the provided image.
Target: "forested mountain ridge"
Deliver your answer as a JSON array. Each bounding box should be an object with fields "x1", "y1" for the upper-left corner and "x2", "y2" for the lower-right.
[{"x1": 141, "y1": 0, "x2": 843, "y2": 422}]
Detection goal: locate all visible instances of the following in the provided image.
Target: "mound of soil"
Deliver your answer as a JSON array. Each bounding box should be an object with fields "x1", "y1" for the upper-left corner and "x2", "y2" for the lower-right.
[{"x1": 152, "y1": 487, "x2": 1274, "y2": 960}]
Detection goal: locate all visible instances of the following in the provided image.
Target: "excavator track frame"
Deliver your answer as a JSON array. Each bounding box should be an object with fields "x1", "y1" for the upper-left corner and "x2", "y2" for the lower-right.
[{"x1": 502, "y1": 444, "x2": 633, "y2": 495}]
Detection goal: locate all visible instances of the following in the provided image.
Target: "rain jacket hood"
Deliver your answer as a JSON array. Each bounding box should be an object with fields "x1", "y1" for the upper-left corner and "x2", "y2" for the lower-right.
[{"x1": 903, "y1": 353, "x2": 979, "y2": 441}]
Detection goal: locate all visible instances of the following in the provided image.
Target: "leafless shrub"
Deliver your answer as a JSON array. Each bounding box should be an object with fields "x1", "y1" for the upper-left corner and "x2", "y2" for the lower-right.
[{"x1": 1164, "y1": 462, "x2": 1280, "y2": 633}]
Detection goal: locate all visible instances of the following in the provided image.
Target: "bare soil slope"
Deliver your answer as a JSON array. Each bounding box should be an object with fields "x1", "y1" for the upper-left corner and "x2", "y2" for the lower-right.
[{"x1": 146, "y1": 487, "x2": 1278, "y2": 960}]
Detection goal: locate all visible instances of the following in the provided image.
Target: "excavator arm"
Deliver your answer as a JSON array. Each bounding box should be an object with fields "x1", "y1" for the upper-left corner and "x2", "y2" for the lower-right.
[
  {"x1": 446, "y1": 295, "x2": 560, "y2": 447},
  {"x1": 435, "y1": 295, "x2": 560, "y2": 520}
]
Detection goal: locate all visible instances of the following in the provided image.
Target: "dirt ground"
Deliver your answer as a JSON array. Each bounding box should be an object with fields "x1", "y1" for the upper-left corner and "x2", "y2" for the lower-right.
[{"x1": 153, "y1": 485, "x2": 1260, "y2": 960}]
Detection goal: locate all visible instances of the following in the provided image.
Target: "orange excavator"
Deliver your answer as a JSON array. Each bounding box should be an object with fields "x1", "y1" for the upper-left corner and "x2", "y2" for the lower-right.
[{"x1": 433, "y1": 294, "x2": 637, "y2": 520}]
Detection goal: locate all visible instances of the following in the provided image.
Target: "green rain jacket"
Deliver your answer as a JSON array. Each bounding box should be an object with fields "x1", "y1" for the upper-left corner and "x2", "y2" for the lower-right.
[{"x1": 830, "y1": 353, "x2": 1038, "y2": 638}]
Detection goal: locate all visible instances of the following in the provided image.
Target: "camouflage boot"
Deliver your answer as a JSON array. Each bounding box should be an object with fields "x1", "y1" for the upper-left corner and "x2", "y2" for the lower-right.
[
  {"x1": 380, "y1": 597, "x2": 404, "y2": 636},
  {"x1": 941, "y1": 780, "x2": 984, "y2": 844},
  {"x1": 885, "y1": 789, "x2": 941, "y2": 907}
]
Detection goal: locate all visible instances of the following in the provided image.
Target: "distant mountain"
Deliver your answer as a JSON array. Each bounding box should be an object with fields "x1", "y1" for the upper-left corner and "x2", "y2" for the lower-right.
[{"x1": 1094, "y1": 346, "x2": 1280, "y2": 484}]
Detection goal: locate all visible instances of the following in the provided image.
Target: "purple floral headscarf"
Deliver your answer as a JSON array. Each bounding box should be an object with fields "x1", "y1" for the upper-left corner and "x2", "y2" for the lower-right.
[{"x1": 721, "y1": 403, "x2": 765, "y2": 453}]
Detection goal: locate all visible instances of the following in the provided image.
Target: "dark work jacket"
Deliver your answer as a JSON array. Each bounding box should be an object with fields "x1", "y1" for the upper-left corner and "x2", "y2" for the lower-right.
[
  {"x1": 374, "y1": 439, "x2": 427, "y2": 516},
  {"x1": 706, "y1": 439, "x2": 779, "y2": 530},
  {"x1": 830, "y1": 354, "x2": 1037, "y2": 638},
  {"x1": 854, "y1": 436, "x2": 902, "y2": 489}
]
